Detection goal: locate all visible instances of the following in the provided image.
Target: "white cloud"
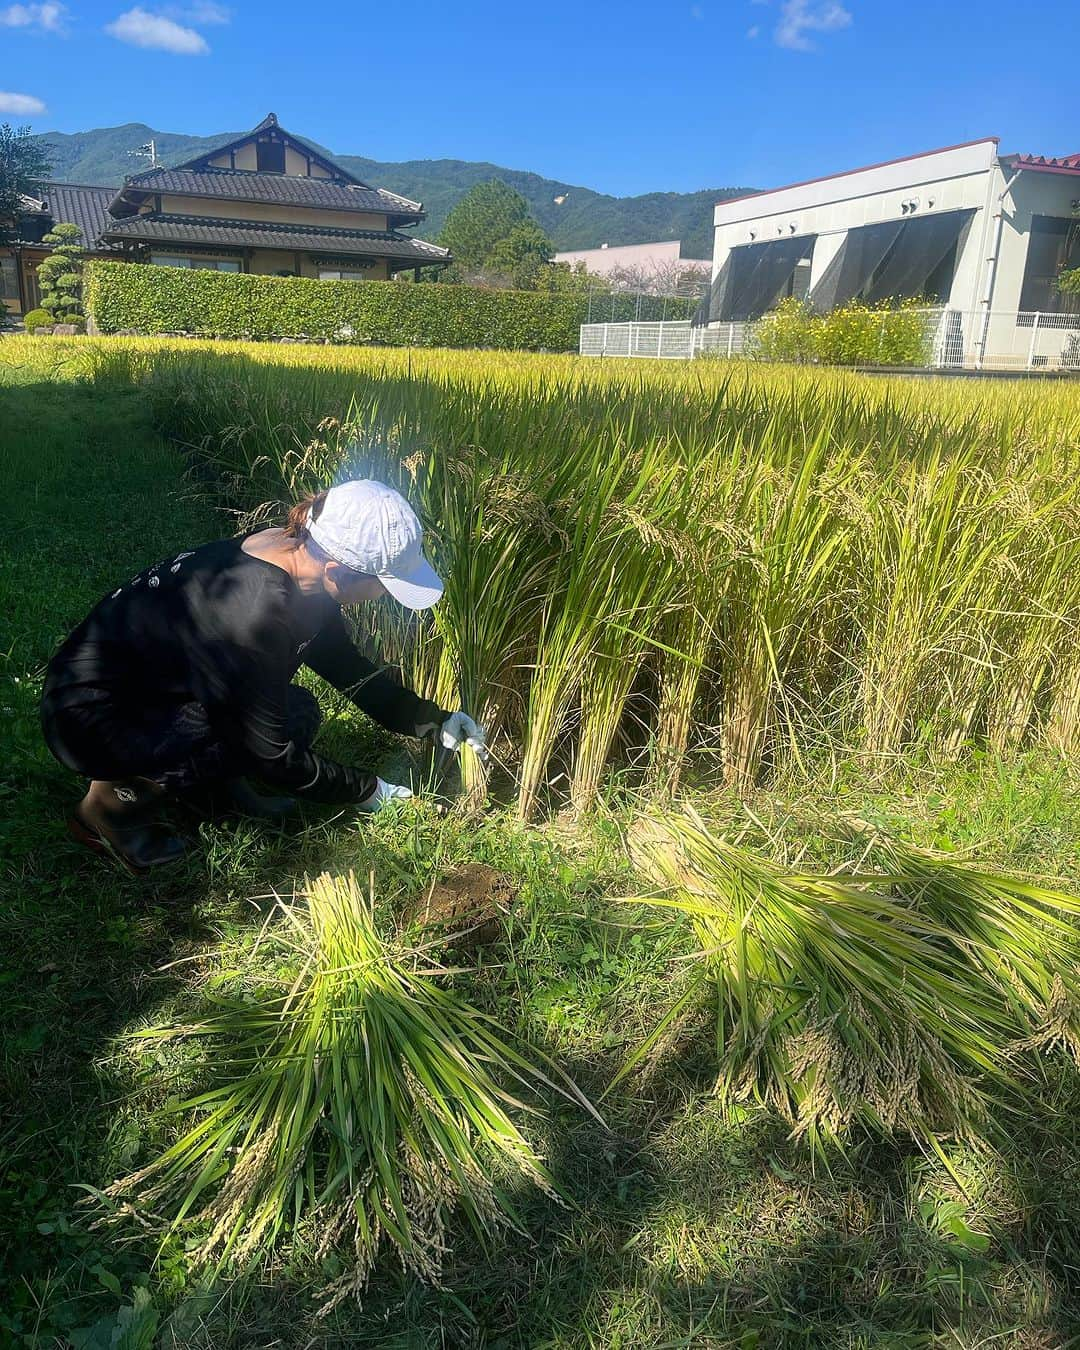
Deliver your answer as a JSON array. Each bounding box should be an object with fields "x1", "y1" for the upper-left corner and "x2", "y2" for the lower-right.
[
  {"x1": 0, "y1": 90, "x2": 47, "y2": 114},
  {"x1": 0, "y1": 2, "x2": 68, "y2": 32},
  {"x1": 166, "y1": 0, "x2": 229, "y2": 23},
  {"x1": 105, "y1": 6, "x2": 208, "y2": 52},
  {"x1": 775, "y1": 0, "x2": 851, "y2": 50}
]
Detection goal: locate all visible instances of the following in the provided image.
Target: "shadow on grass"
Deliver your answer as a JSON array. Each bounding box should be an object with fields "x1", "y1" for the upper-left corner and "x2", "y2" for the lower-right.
[{"x1": 119, "y1": 999, "x2": 1080, "y2": 1349}]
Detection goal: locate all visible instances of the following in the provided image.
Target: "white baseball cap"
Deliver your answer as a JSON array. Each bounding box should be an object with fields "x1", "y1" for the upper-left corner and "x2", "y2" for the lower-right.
[{"x1": 307, "y1": 479, "x2": 444, "y2": 611}]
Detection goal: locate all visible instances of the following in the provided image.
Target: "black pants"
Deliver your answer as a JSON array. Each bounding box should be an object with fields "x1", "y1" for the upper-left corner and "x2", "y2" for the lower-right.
[{"x1": 41, "y1": 684, "x2": 322, "y2": 793}]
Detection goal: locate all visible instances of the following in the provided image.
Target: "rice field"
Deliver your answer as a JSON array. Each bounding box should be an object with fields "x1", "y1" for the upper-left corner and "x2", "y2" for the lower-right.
[
  {"x1": 29, "y1": 334, "x2": 1080, "y2": 809},
  {"x1": 5, "y1": 333, "x2": 1080, "y2": 1346}
]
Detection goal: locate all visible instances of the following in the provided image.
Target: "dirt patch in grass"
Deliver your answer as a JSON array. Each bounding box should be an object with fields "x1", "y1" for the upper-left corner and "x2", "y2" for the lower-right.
[{"x1": 402, "y1": 863, "x2": 516, "y2": 950}]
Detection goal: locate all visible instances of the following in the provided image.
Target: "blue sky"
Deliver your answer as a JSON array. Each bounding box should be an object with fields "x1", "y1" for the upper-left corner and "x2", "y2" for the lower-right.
[{"x1": 1, "y1": 0, "x2": 1076, "y2": 196}]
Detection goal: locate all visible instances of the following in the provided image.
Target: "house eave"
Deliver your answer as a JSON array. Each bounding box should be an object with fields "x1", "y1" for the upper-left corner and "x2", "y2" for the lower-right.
[
  {"x1": 99, "y1": 213, "x2": 451, "y2": 265},
  {"x1": 108, "y1": 176, "x2": 424, "y2": 225}
]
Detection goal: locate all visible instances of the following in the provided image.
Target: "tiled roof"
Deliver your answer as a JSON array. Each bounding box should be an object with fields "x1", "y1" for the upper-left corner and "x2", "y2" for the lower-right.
[
  {"x1": 1006, "y1": 152, "x2": 1080, "y2": 177},
  {"x1": 36, "y1": 183, "x2": 117, "y2": 248},
  {"x1": 113, "y1": 167, "x2": 423, "y2": 220},
  {"x1": 100, "y1": 213, "x2": 451, "y2": 263}
]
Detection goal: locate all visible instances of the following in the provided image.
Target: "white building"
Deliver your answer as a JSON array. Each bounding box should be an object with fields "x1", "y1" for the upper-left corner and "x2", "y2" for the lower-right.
[
  {"x1": 554, "y1": 239, "x2": 711, "y2": 295},
  {"x1": 706, "y1": 139, "x2": 1080, "y2": 369}
]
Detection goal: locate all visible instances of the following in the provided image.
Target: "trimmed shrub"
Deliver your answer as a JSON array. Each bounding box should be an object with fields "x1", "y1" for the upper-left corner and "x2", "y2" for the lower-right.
[
  {"x1": 83, "y1": 261, "x2": 694, "y2": 351},
  {"x1": 22, "y1": 308, "x2": 52, "y2": 334},
  {"x1": 37, "y1": 223, "x2": 85, "y2": 325},
  {"x1": 749, "y1": 297, "x2": 934, "y2": 368}
]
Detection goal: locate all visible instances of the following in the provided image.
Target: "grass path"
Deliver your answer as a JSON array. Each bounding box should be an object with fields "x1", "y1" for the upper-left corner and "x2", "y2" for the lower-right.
[
  {"x1": 0, "y1": 374, "x2": 228, "y2": 1341},
  {"x1": 5, "y1": 359, "x2": 1080, "y2": 1346}
]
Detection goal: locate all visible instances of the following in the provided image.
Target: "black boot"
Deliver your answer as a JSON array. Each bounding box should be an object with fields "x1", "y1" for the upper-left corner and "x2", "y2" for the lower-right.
[
  {"x1": 178, "y1": 777, "x2": 297, "y2": 823},
  {"x1": 69, "y1": 779, "x2": 186, "y2": 871}
]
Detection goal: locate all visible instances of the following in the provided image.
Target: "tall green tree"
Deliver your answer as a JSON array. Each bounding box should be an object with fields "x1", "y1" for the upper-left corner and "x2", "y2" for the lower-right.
[
  {"x1": 485, "y1": 220, "x2": 554, "y2": 290},
  {"x1": 439, "y1": 179, "x2": 531, "y2": 273},
  {"x1": 0, "y1": 124, "x2": 52, "y2": 244}
]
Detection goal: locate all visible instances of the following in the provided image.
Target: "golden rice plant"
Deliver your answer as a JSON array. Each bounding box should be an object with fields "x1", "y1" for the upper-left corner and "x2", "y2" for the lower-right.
[
  {"x1": 105, "y1": 872, "x2": 580, "y2": 1308},
  {"x1": 10, "y1": 335, "x2": 1080, "y2": 808},
  {"x1": 871, "y1": 833, "x2": 1080, "y2": 1062},
  {"x1": 621, "y1": 808, "x2": 1080, "y2": 1151},
  {"x1": 621, "y1": 809, "x2": 1009, "y2": 1150}
]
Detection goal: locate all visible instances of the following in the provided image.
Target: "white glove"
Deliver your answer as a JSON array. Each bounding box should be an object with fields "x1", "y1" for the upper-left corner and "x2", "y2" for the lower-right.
[
  {"x1": 439, "y1": 711, "x2": 489, "y2": 763},
  {"x1": 358, "y1": 777, "x2": 413, "y2": 813}
]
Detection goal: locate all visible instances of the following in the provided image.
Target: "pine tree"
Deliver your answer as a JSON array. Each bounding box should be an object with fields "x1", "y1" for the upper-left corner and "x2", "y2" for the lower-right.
[
  {"x1": 0, "y1": 123, "x2": 52, "y2": 245},
  {"x1": 36, "y1": 222, "x2": 84, "y2": 327},
  {"x1": 485, "y1": 220, "x2": 554, "y2": 290},
  {"x1": 439, "y1": 180, "x2": 530, "y2": 273}
]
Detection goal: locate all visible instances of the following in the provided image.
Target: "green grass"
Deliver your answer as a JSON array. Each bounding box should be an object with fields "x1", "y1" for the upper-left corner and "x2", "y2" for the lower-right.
[{"x1": 6, "y1": 352, "x2": 1080, "y2": 1346}]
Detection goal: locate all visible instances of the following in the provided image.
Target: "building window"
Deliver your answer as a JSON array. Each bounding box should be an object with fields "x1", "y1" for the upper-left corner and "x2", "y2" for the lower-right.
[
  {"x1": 1019, "y1": 216, "x2": 1080, "y2": 314},
  {"x1": 150, "y1": 255, "x2": 241, "y2": 272},
  {"x1": 256, "y1": 139, "x2": 286, "y2": 174},
  {"x1": 789, "y1": 258, "x2": 812, "y2": 302},
  {"x1": 318, "y1": 268, "x2": 371, "y2": 282},
  {"x1": 0, "y1": 253, "x2": 18, "y2": 302}
]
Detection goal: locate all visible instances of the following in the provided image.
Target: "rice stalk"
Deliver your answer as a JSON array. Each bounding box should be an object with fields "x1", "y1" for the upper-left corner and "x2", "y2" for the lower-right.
[
  {"x1": 621, "y1": 809, "x2": 1014, "y2": 1152},
  {"x1": 104, "y1": 871, "x2": 576, "y2": 1308}
]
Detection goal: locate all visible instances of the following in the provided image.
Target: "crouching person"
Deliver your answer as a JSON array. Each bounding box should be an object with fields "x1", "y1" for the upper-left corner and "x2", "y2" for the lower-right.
[{"x1": 41, "y1": 479, "x2": 486, "y2": 870}]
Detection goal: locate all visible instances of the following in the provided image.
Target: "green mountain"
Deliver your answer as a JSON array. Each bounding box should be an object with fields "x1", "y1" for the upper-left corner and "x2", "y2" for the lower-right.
[{"x1": 33, "y1": 123, "x2": 753, "y2": 260}]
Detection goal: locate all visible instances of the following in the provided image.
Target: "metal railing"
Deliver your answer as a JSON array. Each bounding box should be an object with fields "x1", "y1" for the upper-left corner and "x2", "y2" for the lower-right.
[
  {"x1": 579, "y1": 320, "x2": 747, "y2": 359},
  {"x1": 579, "y1": 309, "x2": 1080, "y2": 371},
  {"x1": 932, "y1": 309, "x2": 1080, "y2": 371}
]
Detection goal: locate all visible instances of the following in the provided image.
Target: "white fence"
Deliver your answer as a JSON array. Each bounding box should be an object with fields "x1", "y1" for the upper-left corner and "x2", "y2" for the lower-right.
[
  {"x1": 579, "y1": 310, "x2": 1080, "y2": 372},
  {"x1": 579, "y1": 320, "x2": 746, "y2": 360},
  {"x1": 933, "y1": 310, "x2": 1080, "y2": 371}
]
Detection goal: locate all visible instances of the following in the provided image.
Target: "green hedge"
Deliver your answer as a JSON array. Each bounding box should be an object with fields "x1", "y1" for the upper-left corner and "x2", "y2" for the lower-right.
[{"x1": 83, "y1": 261, "x2": 694, "y2": 351}]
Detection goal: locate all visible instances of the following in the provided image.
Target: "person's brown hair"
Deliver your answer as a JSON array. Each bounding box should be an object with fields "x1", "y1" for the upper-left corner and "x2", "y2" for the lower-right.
[{"x1": 284, "y1": 489, "x2": 329, "y2": 542}]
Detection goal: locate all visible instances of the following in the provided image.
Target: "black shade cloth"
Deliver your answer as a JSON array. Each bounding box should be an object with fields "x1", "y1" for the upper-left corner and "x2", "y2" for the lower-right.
[
  {"x1": 808, "y1": 220, "x2": 904, "y2": 312},
  {"x1": 809, "y1": 210, "x2": 975, "y2": 311},
  {"x1": 719, "y1": 235, "x2": 812, "y2": 321},
  {"x1": 698, "y1": 254, "x2": 733, "y2": 325},
  {"x1": 864, "y1": 210, "x2": 974, "y2": 303}
]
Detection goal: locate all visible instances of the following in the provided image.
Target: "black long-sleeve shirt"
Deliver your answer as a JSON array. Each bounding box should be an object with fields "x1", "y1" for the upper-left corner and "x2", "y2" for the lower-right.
[{"x1": 43, "y1": 538, "x2": 448, "y2": 802}]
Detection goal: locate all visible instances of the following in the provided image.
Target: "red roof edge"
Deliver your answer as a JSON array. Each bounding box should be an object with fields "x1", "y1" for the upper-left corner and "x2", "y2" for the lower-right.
[
  {"x1": 1004, "y1": 151, "x2": 1080, "y2": 178},
  {"x1": 715, "y1": 136, "x2": 1001, "y2": 209}
]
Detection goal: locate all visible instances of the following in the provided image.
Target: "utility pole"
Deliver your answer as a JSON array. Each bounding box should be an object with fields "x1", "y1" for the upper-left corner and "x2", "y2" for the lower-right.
[{"x1": 127, "y1": 139, "x2": 159, "y2": 170}]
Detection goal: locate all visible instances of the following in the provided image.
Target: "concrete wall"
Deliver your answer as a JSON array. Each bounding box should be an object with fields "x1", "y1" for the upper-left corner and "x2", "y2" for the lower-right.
[
  {"x1": 555, "y1": 239, "x2": 697, "y2": 271},
  {"x1": 977, "y1": 167, "x2": 1080, "y2": 365}
]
